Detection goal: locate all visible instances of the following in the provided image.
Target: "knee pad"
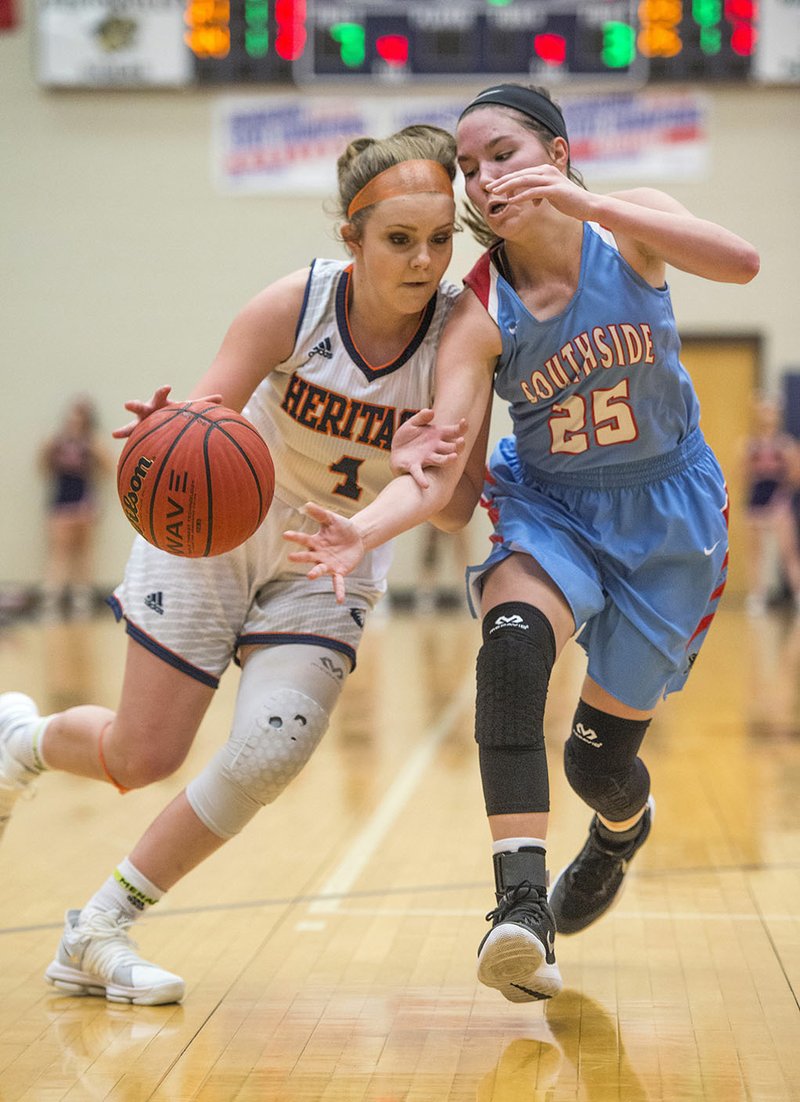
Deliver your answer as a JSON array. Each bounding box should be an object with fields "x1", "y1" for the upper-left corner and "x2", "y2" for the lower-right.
[
  {"x1": 563, "y1": 700, "x2": 651, "y2": 822},
  {"x1": 475, "y1": 602, "x2": 556, "y2": 816},
  {"x1": 187, "y1": 644, "x2": 347, "y2": 839}
]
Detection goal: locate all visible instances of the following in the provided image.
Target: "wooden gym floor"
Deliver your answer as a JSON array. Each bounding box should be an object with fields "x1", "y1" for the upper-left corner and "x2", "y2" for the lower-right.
[{"x1": 0, "y1": 598, "x2": 798, "y2": 1101}]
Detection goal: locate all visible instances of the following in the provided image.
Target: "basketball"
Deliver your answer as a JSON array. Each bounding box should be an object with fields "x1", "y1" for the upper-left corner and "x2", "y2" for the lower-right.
[{"x1": 116, "y1": 401, "x2": 275, "y2": 557}]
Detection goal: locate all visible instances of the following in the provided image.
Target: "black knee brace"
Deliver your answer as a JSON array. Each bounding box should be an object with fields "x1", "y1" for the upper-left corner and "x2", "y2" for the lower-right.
[
  {"x1": 563, "y1": 700, "x2": 651, "y2": 822},
  {"x1": 475, "y1": 602, "x2": 556, "y2": 816}
]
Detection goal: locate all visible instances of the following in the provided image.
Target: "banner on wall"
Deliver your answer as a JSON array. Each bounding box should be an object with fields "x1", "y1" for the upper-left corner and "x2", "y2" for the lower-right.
[
  {"x1": 212, "y1": 91, "x2": 709, "y2": 196},
  {"x1": 563, "y1": 92, "x2": 708, "y2": 180},
  {"x1": 211, "y1": 96, "x2": 381, "y2": 196}
]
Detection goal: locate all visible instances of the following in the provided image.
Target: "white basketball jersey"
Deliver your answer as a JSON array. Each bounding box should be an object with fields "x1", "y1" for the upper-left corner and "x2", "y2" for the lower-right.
[{"x1": 244, "y1": 258, "x2": 460, "y2": 516}]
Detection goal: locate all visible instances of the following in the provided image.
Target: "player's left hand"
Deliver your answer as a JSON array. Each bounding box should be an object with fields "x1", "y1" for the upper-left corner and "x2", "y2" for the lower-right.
[
  {"x1": 390, "y1": 408, "x2": 467, "y2": 489},
  {"x1": 488, "y1": 164, "x2": 593, "y2": 221},
  {"x1": 284, "y1": 502, "x2": 366, "y2": 604}
]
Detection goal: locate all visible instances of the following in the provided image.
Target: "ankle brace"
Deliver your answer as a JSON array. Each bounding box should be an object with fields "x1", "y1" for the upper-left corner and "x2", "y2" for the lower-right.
[{"x1": 493, "y1": 846, "x2": 548, "y2": 895}]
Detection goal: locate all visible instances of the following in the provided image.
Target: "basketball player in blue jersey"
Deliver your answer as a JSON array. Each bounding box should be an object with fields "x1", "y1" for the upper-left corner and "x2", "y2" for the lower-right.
[
  {"x1": 286, "y1": 84, "x2": 760, "y2": 1003},
  {"x1": 0, "y1": 126, "x2": 483, "y2": 1005}
]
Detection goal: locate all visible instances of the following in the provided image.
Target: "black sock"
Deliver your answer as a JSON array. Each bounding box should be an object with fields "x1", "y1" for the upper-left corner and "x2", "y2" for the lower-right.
[{"x1": 596, "y1": 814, "x2": 645, "y2": 847}]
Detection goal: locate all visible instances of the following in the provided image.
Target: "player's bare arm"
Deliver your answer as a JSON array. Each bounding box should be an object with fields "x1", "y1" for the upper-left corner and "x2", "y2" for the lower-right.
[
  {"x1": 190, "y1": 268, "x2": 311, "y2": 412},
  {"x1": 428, "y1": 397, "x2": 493, "y2": 532},
  {"x1": 114, "y1": 270, "x2": 310, "y2": 438},
  {"x1": 488, "y1": 166, "x2": 759, "y2": 287},
  {"x1": 587, "y1": 188, "x2": 760, "y2": 286}
]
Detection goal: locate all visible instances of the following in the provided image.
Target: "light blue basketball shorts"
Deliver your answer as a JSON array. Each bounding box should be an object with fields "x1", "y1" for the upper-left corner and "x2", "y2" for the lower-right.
[{"x1": 466, "y1": 429, "x2": 729, "y2": 711}]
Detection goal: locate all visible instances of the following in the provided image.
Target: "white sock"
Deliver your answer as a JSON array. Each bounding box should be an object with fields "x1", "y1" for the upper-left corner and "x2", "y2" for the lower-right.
[
  {"x1": 9, "y1": 715, "x2": 52, "y2": 774},
  {"x1": 82, "y1": 857, "x2": 165, "y2": 922},
  {"x1": 492, "y1": 836, "x2": 547, "y2": 855}
]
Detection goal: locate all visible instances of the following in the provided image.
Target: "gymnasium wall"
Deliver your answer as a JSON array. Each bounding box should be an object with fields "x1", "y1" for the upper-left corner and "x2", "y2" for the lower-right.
[{"x1": 2, "y1": 5, "x2": 798, "y2": 591}]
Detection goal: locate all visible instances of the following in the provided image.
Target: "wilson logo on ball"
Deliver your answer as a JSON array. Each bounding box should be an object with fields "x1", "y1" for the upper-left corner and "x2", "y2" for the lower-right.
[
  {"x1": 116, "y1": 401, "x2": 275, "y2": 557},
  {"x1": 120, "y1": 455, "x2": 154, "y2": 536}
]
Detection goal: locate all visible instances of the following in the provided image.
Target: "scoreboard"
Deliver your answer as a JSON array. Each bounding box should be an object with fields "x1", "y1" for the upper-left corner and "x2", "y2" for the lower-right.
[
  {"x1": 187, "y1": 0, "x2": 757, "y2": 85},
  {"x1": 297, "y1": 1, "x2": 755, "y2": 84},
  {"x1": 297, "y1": 2, "x2": 647, "y2": 84},
  {"x1": 36, "y1": 0, "x2": 769, "y2": 88}
]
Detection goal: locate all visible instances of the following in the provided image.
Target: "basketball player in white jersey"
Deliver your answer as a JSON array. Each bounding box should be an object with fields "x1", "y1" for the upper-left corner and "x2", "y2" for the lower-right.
[{"x1": 0, "y1": 125, "x2": 486, "y2": 1005}]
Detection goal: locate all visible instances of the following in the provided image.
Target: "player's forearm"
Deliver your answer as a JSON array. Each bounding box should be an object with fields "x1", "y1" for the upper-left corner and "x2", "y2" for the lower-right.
[{"x1": 353, "y1": 469, "x2": 458, "y2": 552}]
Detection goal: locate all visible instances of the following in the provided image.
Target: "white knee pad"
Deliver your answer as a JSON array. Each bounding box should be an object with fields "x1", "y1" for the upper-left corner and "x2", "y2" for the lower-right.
[{"x1": 186, "y1": 645, "x2": 348, "y2": 839}]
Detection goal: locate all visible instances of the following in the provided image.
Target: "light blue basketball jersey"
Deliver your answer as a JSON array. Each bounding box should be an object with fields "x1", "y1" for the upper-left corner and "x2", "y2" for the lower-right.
[
  {"x1": 464, "y1": 224, "x2": 729, "y2": 709},
  {"x1": 464, "y1": 223, "x2": 700, "y2": 482}
]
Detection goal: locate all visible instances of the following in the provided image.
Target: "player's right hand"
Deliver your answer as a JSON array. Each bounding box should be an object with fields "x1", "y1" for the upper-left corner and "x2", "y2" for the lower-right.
[
  {"x1": 390, "y1": 408, "x2": 467, "y2": 489},
  {"x1": 112, "y1": 386, "x2": 223, "y2": 438},
  {"x1": 283, "y1": 502, "x2": 366, "y2": 605}
]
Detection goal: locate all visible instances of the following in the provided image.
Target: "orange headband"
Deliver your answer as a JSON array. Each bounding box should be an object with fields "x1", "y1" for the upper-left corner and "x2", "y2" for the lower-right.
[{"x1": 347, "y1": 159, "x2": 454, "y2": 218}]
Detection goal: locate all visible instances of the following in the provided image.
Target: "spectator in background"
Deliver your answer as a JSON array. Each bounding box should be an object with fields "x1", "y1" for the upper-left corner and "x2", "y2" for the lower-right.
[
  {"x1": 39, "y1": 395, "x2": 114, "y2": 617},
  {"x1": 740, "y1": 395, "x2": 800, "y2": 616}
]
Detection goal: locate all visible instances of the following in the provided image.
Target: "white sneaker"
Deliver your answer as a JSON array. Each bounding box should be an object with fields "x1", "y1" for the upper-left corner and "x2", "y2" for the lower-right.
[
  {"x1": 0, "y1": 692, "x2": 41, "y2": 841},
  {"x1": 45, "y1": 909, "x2": 185, "y2": 1005}
]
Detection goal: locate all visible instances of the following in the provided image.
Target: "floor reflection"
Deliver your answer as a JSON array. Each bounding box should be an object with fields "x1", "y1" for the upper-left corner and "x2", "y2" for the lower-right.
[
  {"x1": 40, "y1": 619, "x2": 97, "y2": 712},
  {"x1": 546, "y1": 989, "x2": 650, "y2": 1102},
  {"x1": 476, "y1": 1025, "x2": 564, "y2": 1102},
  {"x1": 42, "y1": 1000, "x2": 184, "y2": 1100}
]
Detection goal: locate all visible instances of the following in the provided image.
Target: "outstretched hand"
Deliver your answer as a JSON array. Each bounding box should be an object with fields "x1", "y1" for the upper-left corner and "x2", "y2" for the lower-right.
[
  {"x1": 391, "y1": 408, "x2": 467, "y2": 489},
  {"x1": 112, "y1": 386, "x2": 224, "y2": 439},
  {"x1": 284, "y1": 502, "x2": 367, "y2": 604}
]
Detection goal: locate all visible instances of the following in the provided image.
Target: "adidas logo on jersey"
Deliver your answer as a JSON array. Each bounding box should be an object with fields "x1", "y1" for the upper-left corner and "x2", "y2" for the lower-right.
[
  {"x1": 144, "y1": 591, "x2": 165, "y2": 615},
  {"x1": 308, "y1": 336, "x2": 333, "y2": 359}
]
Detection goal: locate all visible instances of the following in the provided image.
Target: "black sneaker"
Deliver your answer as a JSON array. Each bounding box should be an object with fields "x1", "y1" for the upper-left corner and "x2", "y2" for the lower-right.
[
  {"x1": 550, "y1": 797, "x2": 655, "y2": 935},
  {"x1": 477, "y1": 848, "x2": 563, "y2": 1003}
]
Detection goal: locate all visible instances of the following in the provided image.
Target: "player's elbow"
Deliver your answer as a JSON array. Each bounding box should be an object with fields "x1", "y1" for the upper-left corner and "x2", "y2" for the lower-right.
[
  {"x1": 731, "y1": 243, "x2": 760, "y2": 284},
  {"x1": 741, "y1": 246, "x2": 760, "y2": 283},
  {"x1": 430, "y1": 477, "x2": 481, "y2": 531},
  {"x1": 431, "y1": 510, "x2": 473, "y2": 534}
]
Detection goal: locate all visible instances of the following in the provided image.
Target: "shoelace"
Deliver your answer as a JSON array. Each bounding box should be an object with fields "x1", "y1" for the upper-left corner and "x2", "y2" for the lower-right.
[
  {"x1": 569, "y1": 835, "x2": 631, "y2": 897},
  {"x1": 486, "y1": 880, "x2": 545, "y2": 924},
  {"x1": 72, "y1": 912, "x2": 145, "y2": 976}
]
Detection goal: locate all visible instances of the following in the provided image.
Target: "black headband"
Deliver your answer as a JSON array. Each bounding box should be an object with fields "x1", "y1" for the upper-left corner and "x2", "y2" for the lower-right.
[{"x1": 459, "y1": 84, "x2": 569, "y2": 143}]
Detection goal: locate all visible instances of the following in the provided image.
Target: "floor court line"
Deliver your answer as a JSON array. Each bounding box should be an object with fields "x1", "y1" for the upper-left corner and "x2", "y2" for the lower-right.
[
  {"x1": 4, "y1": 899, "x2": 792, "y2": 939},
  {"x1": 307, "y1": 673, "x2": 476, "y2": 917},
  {"x1": 321, "y1": 906, "x2": 800, "y2": 923}
]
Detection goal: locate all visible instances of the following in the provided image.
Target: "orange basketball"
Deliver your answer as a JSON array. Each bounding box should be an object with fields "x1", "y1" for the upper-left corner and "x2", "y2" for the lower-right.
[{"x1": 116, "y1": 401, "x2": 275, "y2": 557}]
